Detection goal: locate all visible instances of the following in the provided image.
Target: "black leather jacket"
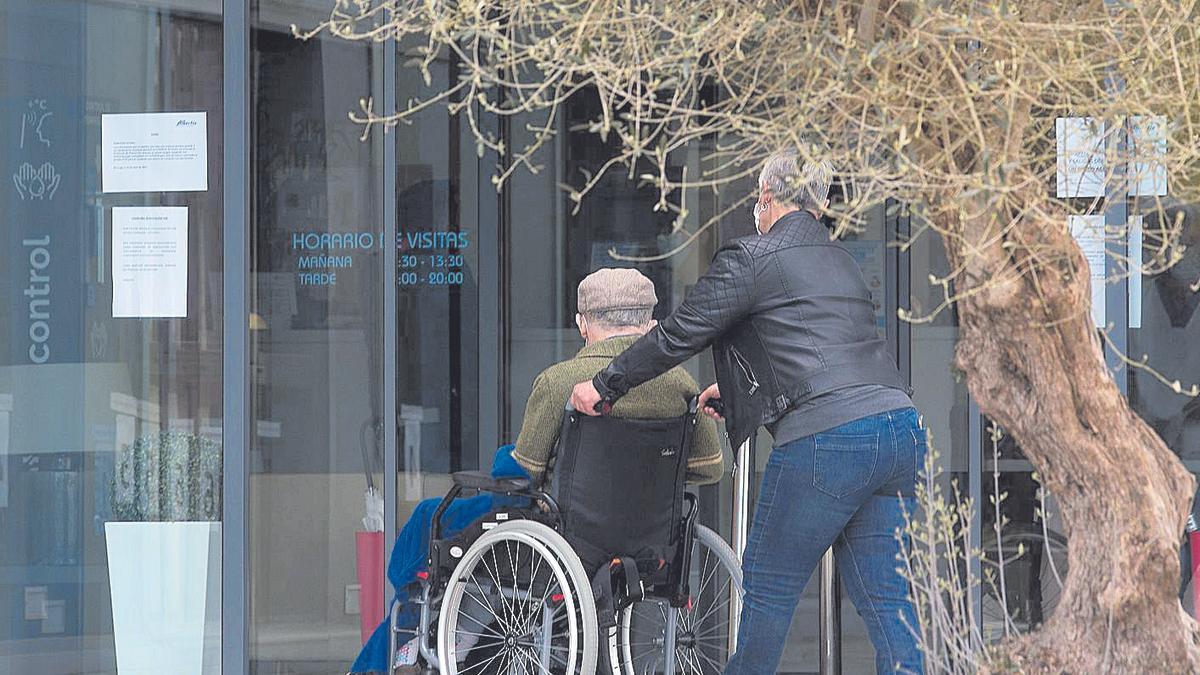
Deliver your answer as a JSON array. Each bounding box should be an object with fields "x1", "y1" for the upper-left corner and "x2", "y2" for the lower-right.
[{"x1": 593, "y1": 211, "x2": 910, "y2": 449}]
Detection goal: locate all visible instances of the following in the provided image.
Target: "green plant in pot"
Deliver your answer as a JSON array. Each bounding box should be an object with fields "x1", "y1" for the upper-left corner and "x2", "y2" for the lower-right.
[{"x1": 111, "y1": 430, "x2": 222, "y2": 522}]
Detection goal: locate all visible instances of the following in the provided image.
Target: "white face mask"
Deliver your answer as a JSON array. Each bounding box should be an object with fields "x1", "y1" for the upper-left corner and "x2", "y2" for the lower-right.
[{"x1": 753, "y1": 201, "x2": 766, "y2": 235}]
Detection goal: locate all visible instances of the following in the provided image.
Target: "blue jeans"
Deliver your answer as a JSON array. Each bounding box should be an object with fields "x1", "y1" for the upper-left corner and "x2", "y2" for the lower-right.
[{"x1": 725, "y1": 408, "x2": 926, "y2": 675}]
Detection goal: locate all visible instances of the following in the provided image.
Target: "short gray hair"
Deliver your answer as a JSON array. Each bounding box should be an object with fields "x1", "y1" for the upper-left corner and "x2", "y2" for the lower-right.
[
  {"x1": 583, "y1": 307, "x2": 654, "y2": 329},
  {"x1": 759, "y1": 150, "x2": 834, "y2": 212}
]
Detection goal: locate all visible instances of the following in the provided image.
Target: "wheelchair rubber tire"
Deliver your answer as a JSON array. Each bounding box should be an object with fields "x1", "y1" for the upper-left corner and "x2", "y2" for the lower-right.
[
  {"x1": 611, "y1": 525, "x2": 743, "y2": 675},
  {"x1": 437, "y1": 519, "x2": 599, "y2": 675},
  {"x1": 500, "y1": 519, "x2": 602, "y2": 674}
]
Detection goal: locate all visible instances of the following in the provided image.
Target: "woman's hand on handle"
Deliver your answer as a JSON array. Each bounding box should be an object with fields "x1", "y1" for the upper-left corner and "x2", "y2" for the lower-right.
[
  {"x1": 570, "y1": 380, "x2": 605, "y2": 416},
  {"x1": 698, "y1": 382, "x2": 724, "y2": 421}
]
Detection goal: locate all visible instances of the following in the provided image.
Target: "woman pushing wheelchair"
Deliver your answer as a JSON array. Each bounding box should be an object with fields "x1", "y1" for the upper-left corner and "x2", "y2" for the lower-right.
[{"x1": 573, "y1": 151, "x2": 927, "y2": 675}]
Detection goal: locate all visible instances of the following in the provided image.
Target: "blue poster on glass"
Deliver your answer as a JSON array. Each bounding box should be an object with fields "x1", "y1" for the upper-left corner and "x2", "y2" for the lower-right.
[
  {"x1": 3, "y1": 1, "x2": 84, "y2": 367},
  {"x1": 2, "y1": 0, "x2": 87, "y2": 644}
]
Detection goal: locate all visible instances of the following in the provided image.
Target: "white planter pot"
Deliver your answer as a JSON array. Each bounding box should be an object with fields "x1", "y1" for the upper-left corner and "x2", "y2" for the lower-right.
[{"x1": 105, "y1": 521, "x2": 221, "y2": 675}]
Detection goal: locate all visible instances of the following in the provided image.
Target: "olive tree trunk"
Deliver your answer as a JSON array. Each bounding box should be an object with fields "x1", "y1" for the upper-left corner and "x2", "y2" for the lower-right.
[{"x1": 944, "y1": 196, "x2": 1200, "y2": 672}]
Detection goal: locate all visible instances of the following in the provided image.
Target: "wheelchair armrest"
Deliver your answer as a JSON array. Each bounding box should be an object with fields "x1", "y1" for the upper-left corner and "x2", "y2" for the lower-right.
[{"x1": 451, "y1": 470, "x2": 531, "y2": 493}]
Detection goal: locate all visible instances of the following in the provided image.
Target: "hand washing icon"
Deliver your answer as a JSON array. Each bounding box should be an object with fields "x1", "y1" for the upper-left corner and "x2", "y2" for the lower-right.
[{"x1": 12, "y1": 162, "x2": 61, "y2": 201}]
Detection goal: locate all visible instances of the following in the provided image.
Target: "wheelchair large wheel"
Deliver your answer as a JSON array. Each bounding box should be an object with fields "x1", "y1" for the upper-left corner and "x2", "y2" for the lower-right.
[
  {"x1": 438, "y1": 519, "x2": 598, "y2": 674},
  {"x1": 612, "y1": 525, "x2": 743, "y2": 675}
]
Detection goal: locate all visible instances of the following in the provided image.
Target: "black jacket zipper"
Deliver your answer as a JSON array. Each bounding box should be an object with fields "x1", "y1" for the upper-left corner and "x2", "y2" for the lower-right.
[{"x1": 730, "y1": 346, "x2": 760, "y2": 396}]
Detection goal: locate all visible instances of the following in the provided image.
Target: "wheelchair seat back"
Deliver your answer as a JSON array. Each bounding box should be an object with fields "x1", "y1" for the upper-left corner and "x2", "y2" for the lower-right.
[{"x1": 548, "y1": 406, "x2": 695, "y2": 574}]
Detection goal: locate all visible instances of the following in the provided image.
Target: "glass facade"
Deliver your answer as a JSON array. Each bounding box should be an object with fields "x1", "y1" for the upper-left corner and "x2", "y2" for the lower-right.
[
  {"x1": 2, "y1": 3, "x2": 1199, "y2": 674},
  {"x1": 2, "y1": 1, "x2": 225, "y2": 672},
  {"x1": 1131, "y1": 200, "x2": 1200, "y2": 616}
]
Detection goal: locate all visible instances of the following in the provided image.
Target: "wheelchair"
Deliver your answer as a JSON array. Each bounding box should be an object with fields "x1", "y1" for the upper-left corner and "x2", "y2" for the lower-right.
[{"x1": 388, "y1": 399, "x2": 744, "y2": 674}]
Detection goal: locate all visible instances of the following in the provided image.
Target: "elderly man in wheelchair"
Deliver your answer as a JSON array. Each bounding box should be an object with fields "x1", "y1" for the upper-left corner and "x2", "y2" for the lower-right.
[{"x1": 355, "y1": 269, "x2": 743, "y2": 675}]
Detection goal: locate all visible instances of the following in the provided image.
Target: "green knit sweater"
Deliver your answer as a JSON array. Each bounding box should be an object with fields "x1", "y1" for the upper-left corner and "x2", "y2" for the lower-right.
[{"x1": 512, "y1": 335, "x2": 726, "y2": 485}]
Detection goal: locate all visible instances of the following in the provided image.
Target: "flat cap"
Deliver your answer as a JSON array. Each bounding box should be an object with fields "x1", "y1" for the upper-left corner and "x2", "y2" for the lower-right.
[{"x1": 577, "y1": 268, "x2": 658, "y2": 314}]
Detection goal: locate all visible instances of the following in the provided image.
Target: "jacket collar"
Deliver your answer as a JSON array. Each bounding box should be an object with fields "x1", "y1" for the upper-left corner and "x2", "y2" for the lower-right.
[
  {"x1": 772, "y1": 209, "x2": 827, "y2": 234},
  {"x1": 576, "y1": 334, "x2": 642, "y2": 359}
]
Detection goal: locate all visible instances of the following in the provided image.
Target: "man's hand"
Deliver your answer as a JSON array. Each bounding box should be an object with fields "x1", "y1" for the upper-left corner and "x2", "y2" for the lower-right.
[
  {"x1": 698, "y1": 382, "x2": 723, "y2": 421},
  {"x1": 570, "y1": 380, "x2": 604, "y2": 416}
]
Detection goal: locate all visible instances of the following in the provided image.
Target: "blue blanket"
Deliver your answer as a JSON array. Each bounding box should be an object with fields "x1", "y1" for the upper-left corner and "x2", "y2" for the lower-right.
[{"x1": 350, "y1": 446, "x2": 531, "y2": 674}]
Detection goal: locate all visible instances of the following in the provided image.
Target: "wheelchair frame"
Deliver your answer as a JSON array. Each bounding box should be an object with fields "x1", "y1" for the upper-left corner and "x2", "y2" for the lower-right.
[
  {"x1": 386, "y1": 399, "x2": 736, "y2": 675},
  {"x1": 391, "y1": 480, "x2": 702, "y2": 671}
]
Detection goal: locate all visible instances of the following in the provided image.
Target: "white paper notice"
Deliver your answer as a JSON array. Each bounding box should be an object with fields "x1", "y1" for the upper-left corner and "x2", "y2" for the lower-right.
[
  {"x1": 102, "y1": 112, "x2": 207, "y2": 193},
  {"x1": 1056, "y1": 117, "x2": 1106, "y2": 199},
  {"x1": 1129, "y1": 116, "x2": 1168, "y2": 197},
  {"x1": 112, "y1": 207, "x2": 188, "y2": 318},
  {"x1": 1069, "y1": 215, "x2": 1107, "y2": 328},
  {"x1": 1129, "y1": 215, "x2": 1143, "y2": 329}
]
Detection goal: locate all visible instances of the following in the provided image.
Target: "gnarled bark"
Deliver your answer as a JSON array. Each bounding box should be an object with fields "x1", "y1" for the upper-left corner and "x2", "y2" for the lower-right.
[{"x1": 946, "y1": 196, "x2": 1200, "y2": 673}]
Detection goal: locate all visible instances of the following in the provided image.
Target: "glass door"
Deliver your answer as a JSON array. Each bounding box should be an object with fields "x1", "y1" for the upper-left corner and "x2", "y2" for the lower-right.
[{"x1": 247, "y1": 2, "x2": 385, "y2": 671}]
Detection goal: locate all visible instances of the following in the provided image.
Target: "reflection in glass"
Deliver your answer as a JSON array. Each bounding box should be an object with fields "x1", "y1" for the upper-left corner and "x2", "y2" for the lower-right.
[
  {"x1": 249, "y1": 6, "x2": 383, "y2": 671},
  {"x1": 393, "y1": 53, "x2": 482, "y2": 493},
  {"x1": 1130, "y1": 200, "x2": 1200, "y2": 613},
  {"x1": 979, "y1": 427, "x2": 1067, "y2": 637}
]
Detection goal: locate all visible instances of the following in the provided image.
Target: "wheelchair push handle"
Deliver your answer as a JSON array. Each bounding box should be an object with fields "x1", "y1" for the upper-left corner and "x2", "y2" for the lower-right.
[
  {"x1": 568, "y1": 396, "x2": 702, "y2": 417},
  {"x1": 562, "y1": 400, "x2": 614, "y2": 414},
  {"x1": 701, "y1": 396, "x2": 724, "y2": 417}
]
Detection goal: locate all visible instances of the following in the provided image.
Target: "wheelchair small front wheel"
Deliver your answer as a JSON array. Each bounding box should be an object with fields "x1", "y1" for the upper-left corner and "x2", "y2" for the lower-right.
[
  {"x1": 438, "y1": 519, "x2": 599, "y2": 674},
  {"x1": 612, "y1": 525, "x2": 743, "y2": 675}
]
